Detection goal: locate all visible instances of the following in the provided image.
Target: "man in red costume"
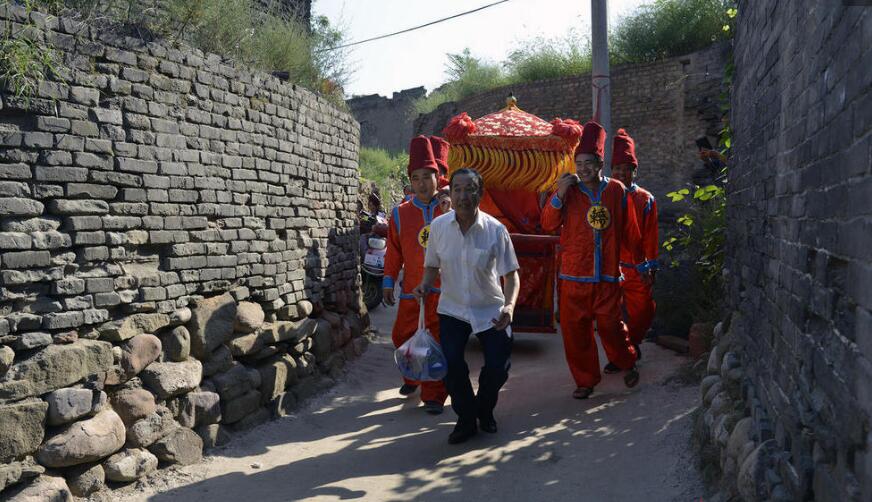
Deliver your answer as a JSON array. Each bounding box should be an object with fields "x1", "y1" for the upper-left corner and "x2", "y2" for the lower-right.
[
  {"x1": 605, "y1": 129, "x2": 659, "y2": 373},
  {"x1": 541, "y1": 121, "x2": 651, "y2": 399},
  {"x1": 383, "y1": 136, "x2": 449, "y2": 414}
]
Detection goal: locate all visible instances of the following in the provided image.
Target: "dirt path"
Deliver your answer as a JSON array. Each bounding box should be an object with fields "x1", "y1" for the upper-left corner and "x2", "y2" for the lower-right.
[{"x1": 108, "y1": 304, "x2": 703, "y2": 502}]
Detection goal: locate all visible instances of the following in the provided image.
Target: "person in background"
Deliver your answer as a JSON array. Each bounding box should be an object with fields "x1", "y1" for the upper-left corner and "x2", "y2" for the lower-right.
[
  {"x1": 541, "y1": 121, "x2": 651, "y2": 400},
  {"x1": 415, "y1": 168, "x2": 520, "y2": 444},
  {"x1": 605, "y1": 129, "x2": 659, "y2": 373},
  {"x1": 383, "y1": 136, "x2": 449, "y2": 414}
]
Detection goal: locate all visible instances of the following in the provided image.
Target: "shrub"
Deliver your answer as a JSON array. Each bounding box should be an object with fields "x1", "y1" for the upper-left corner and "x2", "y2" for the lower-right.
[
  {"x1": 358, "y1": 147, "x2": 409, "y2": 206},
  {"x1": 505, "y1": 29, "x2": 592, "y2": 83}
]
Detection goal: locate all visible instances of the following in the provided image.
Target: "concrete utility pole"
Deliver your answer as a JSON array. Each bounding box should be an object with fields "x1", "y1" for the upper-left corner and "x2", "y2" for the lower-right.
[{"x1": 590, "y1": 0, "x2": 612, "y2": 168}]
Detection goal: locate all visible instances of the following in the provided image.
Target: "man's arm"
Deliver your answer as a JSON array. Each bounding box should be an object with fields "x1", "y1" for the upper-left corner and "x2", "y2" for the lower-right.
[
  {"x1": 642, "y1": 196, "x2": 659, "y2": 275},
  {"x1": 621, "y1": 190, "x2": 652, "y2": 285},
  {"x1": 413, "y1": 267, "x2": 439, "y2": 298},
  {"x1": 492, "y1": 269, "x2": 520, "y2": 331},
  {"x1": 382, "y1": 208, "x2": 403, "y2": 305}
]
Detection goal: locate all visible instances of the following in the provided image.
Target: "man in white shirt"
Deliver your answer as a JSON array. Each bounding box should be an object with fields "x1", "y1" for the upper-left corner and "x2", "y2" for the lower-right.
[{"x1": 414, "y1": 168, "x2": 521, "y2": 444}]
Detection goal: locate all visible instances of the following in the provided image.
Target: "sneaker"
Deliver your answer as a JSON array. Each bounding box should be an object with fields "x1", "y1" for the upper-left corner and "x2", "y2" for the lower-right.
[
  {"x1": 572, "y1": 387, "x2": 594, "y2": 399},
  {"x1": 448, "y1": 420, "x2": 477, "y2": 444},
  {"x1": 603, "y1": 362, "x2": 620, "y2": 374},
  {"x1": 423, "y1": 401, "x2": 444, "y2": 415},
  {"x1": 624, "y1": 366, "x2": 640, "y2": 388},
  {"x1": 399, "y1": 384, "x2": 418, "y2": 396}
]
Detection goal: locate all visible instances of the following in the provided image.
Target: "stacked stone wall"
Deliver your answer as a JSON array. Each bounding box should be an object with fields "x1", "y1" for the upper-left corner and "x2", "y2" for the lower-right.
[
  {"x1": 696, "y1": 2, "x2": 872, "y2": 501},
  {"x1": 347, "y1": 86, "x2": 426, "y2": 154},
  {"x1": 0, "y1": 3, "x2": 364, "y2": 497}
]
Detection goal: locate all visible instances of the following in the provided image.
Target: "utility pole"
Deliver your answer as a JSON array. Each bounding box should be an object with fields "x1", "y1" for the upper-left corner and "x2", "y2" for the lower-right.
[{"x1": 590, "y1": 0, "x2": 612, "y2": 168}]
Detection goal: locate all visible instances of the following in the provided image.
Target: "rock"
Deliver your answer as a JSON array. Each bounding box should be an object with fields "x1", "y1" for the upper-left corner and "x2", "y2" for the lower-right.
[
  {"x1": 16, "y1": 332, "x2": 53, "y2": 350},
  {"x1": 45, "y1": 388, "x2": 103, "y2": 426},
  {"x1": 100, "y1": 313, "x2": 170, "y2": 342},
  {"x1": 234, "y1": 301, "x2": 265, "y2": 333},
  {"x1": 120, "y1": 334, "x2": 162, "y2": 377},
  {"x1": 227, "y1": 333, "x2": 263, "y2": 357},
  {"x1": 103, "y1": 448, "x2": 158, "y2": 482},
  {"x1": 706, "y1": 345, "x2": 721, "y2": 375},
  {"x1": 700, "y1": 375, "x2": 721, "y2": 402},
  {"x1": 709, "y1": 391, "x2": 732, "y2": 417},
  {"x1": 168, "y1": 307, "x2": 192, "y2": 326},
  {"x1": 0, "y1": 457, "x2": 44, "y2": 493},
  {"x1": 271, "y1": 392, "x2": 298, "y2": 417},
  {"x1": 720, "y1": 351, "x2": 740, "y2": 379},
  {"x1": 738, "y1": 440, "x2": 776, "y2": 501},
  {"x1": 210, "y1": 363, "x2": 254, "y2": 401},
  {"x1": 311, "y1": 319, "x2": 333, "y2": 360},
  {"x1": 148, "y1": 427, "x2": 203, "y2": 465},
  {"x1": 202, "y1": 344, "x2": 233, "y2": 376},
  {"x1": 189, "y1": 293, "x2": 237, "y2": 358},
  {"x1": 66, "y1": 463, "x2": 105, "y2": 497},
  {"x1": 196, "y1": 423, "x2": 231, "y2": 449},
  {"x1": 727, "y1": 417, "x2": 753, "y2": 461},
  {"x1": 257, "y1": 355, "x2": 295, "y2": 404},
  {"x1": 260, "y1": 318, "x2": 318, "y2": 344},
  {"x1": 111, "y1": 389, "x2": 156, "y2": 426},
  {"x1": 0, "y1": 340, "x2": 113, "y2": 401},
  {"x1": 704, "y1": 380, "x2": 723, "y2": 407},
  {"x1": 230, "y1": 407, "x2": 270, "y2": 432},
  {"x1": 0, "y1": 345, "x2": 14, "y2": 375},
  {"x1": 221, "y1": 390, "x2": 261, "y2": 424},
  {"x1": 688, "y1": 322, "x2": 713, "y2": 358},
  {"x1": 3, "y1": 474, "x2": 71, "y2": 501},
  {"x1": 127, "y1": 407, "x2": 178, "y2": 448},
  {"x1": 0, "y1": 398, "x2": 48, "y2": 463},
  {"x1": 37, "y1": 410, "x2": 125, "y2": 468},
  {"x1": 183, "y1": 391, "x2": 222, "y2": 427},
  {"x1": 321, "y1": 310, "x2": 341, "y2": 328},
  {"x1": 140, "y1": 359, "x2": 202, "y2": 399},
  {"x1": 52, "y1": 331, "x2": 78, "y2": 344},
  {"x1": 297, "y1": 300, "x2": 314, "y2": 318},
  {"x1": 161, "y1": 326, "x2": 190, "y2": 362}
]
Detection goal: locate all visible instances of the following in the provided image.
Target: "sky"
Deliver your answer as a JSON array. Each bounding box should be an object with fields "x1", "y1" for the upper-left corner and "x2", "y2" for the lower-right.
[{"x1": 313, "y1": 0, "x2": 650, "y2": 98}]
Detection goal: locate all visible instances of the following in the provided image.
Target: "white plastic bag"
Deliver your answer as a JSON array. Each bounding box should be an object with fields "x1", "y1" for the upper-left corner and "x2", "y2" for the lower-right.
[{"x1": 394, "y1": 302, "x2": 447, "y2": 381}]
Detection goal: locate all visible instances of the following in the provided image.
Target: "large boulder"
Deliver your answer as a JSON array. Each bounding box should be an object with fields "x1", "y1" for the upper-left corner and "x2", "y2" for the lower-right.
[
  {"x1": 148, "y1": 427, "x2": 203, "y2": 465},
  {"x1": 0, "y1": 398, "x2": 48, "y2": 463},
  {"x1": 140, "y1": 359, "x2": 202, "y2": 399},
  {"x1": 111, "y1": 389, "x2": 156, "y2": 426},
  {"x1": 0, "y1": 345, "x2": 14, "y2": 375},
  {"x1": 209, "y1": 363, "x2": 255, "y2": 401},
  {"x1": 202, "y1": 344, "x2": 233, "y2": 376},
  {"x1": 311, "y1": 319, "x2": 334, "y2": 360},
  {"x1": 221, "y1": 390, "x2": 261, "y2": 424},
  {"x1": 0, "y1": 340, "x2": 113, "y2": 401},
  {"x1": 227, "y1": 332, "x2": 264, "y2": 357},
  {"x1": 45, "y1": 388, "x2": 105, "y2": 426},
  {"x1": 66, "y1": 463, "x2": 105, "y2": 497},
  {"x1": 0, "y1": 457, "x2": 43, "y2": 493},
  {"x1": 161, "y1": 326, "x2": 190, "y2": 362},
  {"x1": 103, "y1": 448, "x2": 158, "y2": 482},
  {"x1": 189, "y1": 293, "x2": 237, "y2": 358},
  {"x1": 181, "y1": 391, "x2": 221, "y2": 427},
  {"x1": 257, "y1": 355, "x2": 296, "y2": 404},
  {"x1": 120, "y1": 334, "x2": 162, "y2": 377},
  {"x1": 260, "y1": 318, "x2": 318, "y2": 344},
  {"x1": 127, "y1": 407, "x2": 179, "y2": 448},
  {"x1": 4, "y1": 474, "x2": 71, "y2": 501},
  {"x1": 196, "y1": 423, "x2": 231, "y2": 449},
  {"x1": 36, "y1": 410, "x2": 126, "y2": 468},
  {"x1": 100, "y1": 313, "x2": 171, "y2": 342},
  {"x1": 234, "y1": 301, "x2": 265, "y2": 333}
]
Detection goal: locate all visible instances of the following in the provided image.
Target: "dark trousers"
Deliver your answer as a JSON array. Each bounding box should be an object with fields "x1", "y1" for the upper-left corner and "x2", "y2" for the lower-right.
[{"x1": 439, "y1": 314, "x2": 513, "y2": 424}]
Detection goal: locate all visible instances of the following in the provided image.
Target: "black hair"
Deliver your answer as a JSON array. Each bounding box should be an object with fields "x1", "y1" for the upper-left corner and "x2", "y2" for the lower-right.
[{"x1": 449, "y1": 168, "x2": 484, "y2": 196}]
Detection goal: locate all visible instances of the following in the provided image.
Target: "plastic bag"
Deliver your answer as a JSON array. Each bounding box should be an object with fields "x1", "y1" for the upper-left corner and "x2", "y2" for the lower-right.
[{"x1": 394, "y1": 302, "x2": 448, "y2": 381}]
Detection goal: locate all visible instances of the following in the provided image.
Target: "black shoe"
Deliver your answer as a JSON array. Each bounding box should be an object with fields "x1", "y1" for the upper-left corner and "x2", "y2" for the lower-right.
[
  {"x1": 634, "y1": 344, "x2": 642, "y2": 360},
  {"x1": 423, "y1": 401, "x2": 444, "y2": 415},
  {"x1": 624, "y1": 366, "x2": 640, "y2": 388},
  {"x1": 399, "y1": 384, "x2": 418, "y2": 396},
  {"x1": 448, "y1": 421, "x2": 477, "y2": 444},
  {"x1": 478, "y1": 415, "x2": 497, "y2": 434},
  {"x1": 572, "y1": 387, "x2": 594, "y2": 399},
  {"x1": 603, "y1": 362, "x2": 620, "y2": 374}
]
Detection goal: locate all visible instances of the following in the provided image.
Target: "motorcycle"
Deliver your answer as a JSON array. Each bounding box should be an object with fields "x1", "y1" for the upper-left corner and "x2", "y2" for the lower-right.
[{"x1": 359, "y1": 211, "x2": 388, "y2": 311}]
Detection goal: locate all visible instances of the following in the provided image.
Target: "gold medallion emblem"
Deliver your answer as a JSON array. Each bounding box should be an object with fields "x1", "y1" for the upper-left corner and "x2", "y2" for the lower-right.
[
  {"x1": 418, "y1": 225, "x2": 431, "y2": 248},
  {"x1": 586, "y1": 205, "x2": 611, "y2": 230}
]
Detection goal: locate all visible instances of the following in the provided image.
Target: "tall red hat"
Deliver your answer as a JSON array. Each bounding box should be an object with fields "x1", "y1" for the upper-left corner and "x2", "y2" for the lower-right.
[
  {"x1": 611, "y1": 128, "x2": 638, "y2": 167},
  {"x1": 429, "y1": 136, "x2": 450, "y2": 175},
  {"x1": 407, "y1": 135, "x2": 439, "y2": 177},
  {"x1": 575, "y1": 120, "x2": 606, "y2": 159}
]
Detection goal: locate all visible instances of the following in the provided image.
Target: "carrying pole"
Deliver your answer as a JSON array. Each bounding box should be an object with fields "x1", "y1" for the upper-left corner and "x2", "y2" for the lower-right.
[{"x1": 591, "y1": 0, "x2": 612, "y2": 168}]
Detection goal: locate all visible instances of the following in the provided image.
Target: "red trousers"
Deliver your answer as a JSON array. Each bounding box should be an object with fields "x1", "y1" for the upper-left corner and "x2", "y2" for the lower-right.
[
  {"x1": 392, "y1": 294, "x2": 448, "y2": 404},
  {"x1": 558, "y1": 281, "x2": 638, "y2": 388},
  {"x1": 621, "y1": 268, "x2": 656, "y2": 345}
]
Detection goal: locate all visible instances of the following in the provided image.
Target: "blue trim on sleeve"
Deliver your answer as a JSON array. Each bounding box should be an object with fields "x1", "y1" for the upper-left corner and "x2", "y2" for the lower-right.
[
  {"x1": 392, "y1": 206, "x2": 401, "y2": 234},
  {"x1": 643, "y1": 196, "x2": 654, "y2": 215},
  {"x1": 550, "y1": 194, "x2": 563, "y2": 209},
  {"x1": 383, "y1": 276, "x2": 395, "y2": 289},
  {"x1": 645, "y1": 259, "x2": 659, "y2": 271}
]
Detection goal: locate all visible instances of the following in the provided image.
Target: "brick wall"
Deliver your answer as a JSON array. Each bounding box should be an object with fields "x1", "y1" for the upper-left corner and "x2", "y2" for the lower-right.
[
  {"x1": 0, "y1": 3, "x2": 365, "y2": 497},
  {"x1": 347, "y1": 86, "x2": 426, "y2": 154},
  {"x1": 724, "y1": 1, "x2": 872, "y2": 500}
]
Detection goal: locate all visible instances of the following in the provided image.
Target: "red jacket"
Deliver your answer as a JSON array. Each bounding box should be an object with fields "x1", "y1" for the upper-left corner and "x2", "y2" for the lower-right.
[
  {"x1": 620, "y1": 184, "x2": 659, "y2": 271},
  {"x1": 384, "y1": 197, "x2": 444, "y2": 297},
  {"x1": 541, "y1": 177, "x2": 645, "y2": 282}
]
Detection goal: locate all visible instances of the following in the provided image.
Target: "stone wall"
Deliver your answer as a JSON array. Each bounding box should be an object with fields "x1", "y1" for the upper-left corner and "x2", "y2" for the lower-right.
[
  {"x1": 414, "y1": 43, "x2": 729, "y2": 219},
  {"x1": 0, "y1": 3, "x2": 365, "y2": 498},
  {"x1": 347, "y1": 86, "x2": 426, "y2": 154},
  {"x1": 698, "y1": 1, "x2": 872, "y2": 501}
]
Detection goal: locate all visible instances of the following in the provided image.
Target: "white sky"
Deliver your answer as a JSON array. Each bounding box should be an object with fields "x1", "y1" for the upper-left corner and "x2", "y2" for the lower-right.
[{"x1": 313, "y1": 0, "x2": 650, "y2": 98}]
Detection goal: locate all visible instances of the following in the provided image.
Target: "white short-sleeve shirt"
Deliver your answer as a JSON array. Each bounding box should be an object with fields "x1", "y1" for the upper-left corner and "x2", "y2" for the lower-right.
[{"x1": 424, "y1": 209, "x2": 520, "y2": 335}]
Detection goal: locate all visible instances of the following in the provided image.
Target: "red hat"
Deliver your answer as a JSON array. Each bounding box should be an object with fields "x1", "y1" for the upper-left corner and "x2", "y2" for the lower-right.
[
  {"x1": 575, "y1": 120, "x2": 606, "y2": 159},
  {"x1": 407, "y1": 135, "x2": 439, "y2": 177},
  {"x1": 429, "y1": 136, "x2": 450, "y2": 175},
  {"x1": 611, "y1": 128, "x2": 637, "y2": 167}
]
